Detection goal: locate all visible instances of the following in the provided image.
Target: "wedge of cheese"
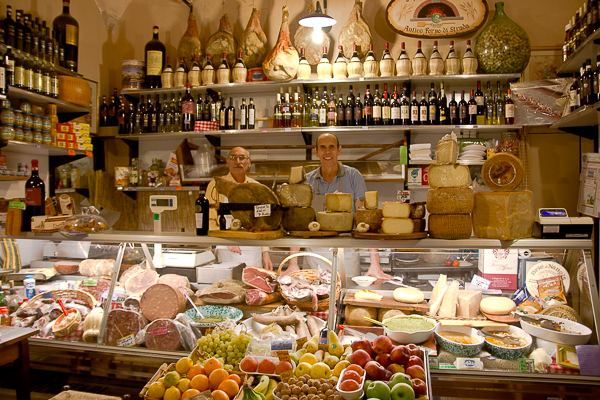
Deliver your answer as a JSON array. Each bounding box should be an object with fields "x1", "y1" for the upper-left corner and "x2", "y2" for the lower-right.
[
  {"x1": 365, "y1": 191, "x2": 378, "y2": 209},
  {"x1": 429, "y1": 164, "x2": 471, "y2": 188},
  {"x1": 382, "y1": 202, "x2": 411, "y2": 218},
  {"x1": 436, "y1": 136, "x2": 459, "y2": 164},
  {"x1": 456, "y1": 290, "x2": 483, "y2": 318},
  {"x1": 438, "y1": 280, "x2": 459, "y2": 318},
  {"x1": 316, "y1": 211, "x2": 354, "y2": 231},
  {"x1": 355, "y1": 290, "x2": 383, "y2": 301},
  {"x1": 381, "y1": 218, "x2": 414, "y2": 234},
  {"x1": 278, "y1": 184, "x2": 313, "y2": 207},
  {"x1": 289, "y1": 166, "x2": 307, "y2": 184},
  {"x1": 428, "y1": 274, "x2": 447, "y2": 316},
  {"x1": 326, "y1": 193, "x2": 353, "y2": 212}
]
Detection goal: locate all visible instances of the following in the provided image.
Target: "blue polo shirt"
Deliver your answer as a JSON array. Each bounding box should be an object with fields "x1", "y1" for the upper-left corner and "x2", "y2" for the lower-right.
[{"x1": 306, "y1": 162, "x2": 367, "y2": 213}]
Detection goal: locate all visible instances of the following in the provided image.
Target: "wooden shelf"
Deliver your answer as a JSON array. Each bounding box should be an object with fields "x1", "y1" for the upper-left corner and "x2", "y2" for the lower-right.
[
  {"x1": 116, "y1": 186, "x2": 199, "y2": 192},
  {"x1": 551, "y1": 103, "x2": 600, "y2": 129},
  {"x1": 0, "y1": 141, "x2": 89, "y2": 157},
  {"x1": 557, "y1": 29, "x2": 600, "y2": 75},
  {"x1": 0, "y1": 175, "x2": 28, "y2": 181}
]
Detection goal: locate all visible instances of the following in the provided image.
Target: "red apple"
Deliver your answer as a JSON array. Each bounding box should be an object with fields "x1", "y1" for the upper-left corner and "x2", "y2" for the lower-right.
[
  {"x1": 373, "y1": 335, "x2": 394, "y2": 355},
  {"x1": 387, "y1": 363, "x2": 405, "y2": 375},
  {"x1": 406, "y1": 344, "x2": 424, "y2": 360},
  {"x1": 340, "y1": 379, "x2": 360, "y2": 392},
  {"x1": 257, "y1": 358, "x2": 276, "y2": 374},
  {"x1": 275, "y1": 361, "x2": 293, "y2": 375},
  {"x1": 341, "y1": 370, "x2": 362, "y2": 384},
  {"x1": 240, "y1": 356, "x2": 257, "y2": 372},
  {"x1": 348, "y1": 349, "x2": 372, "y2": 367},
  {"x1": 375, "y1": 353, "x2": 391, "y2": 368},
  {"x1": 411, "y1": 378, "x2": 427, "y2": 397},
  {"x1": 384, "y1": 369, "x2": 392, "y2": 380},
  {"x1": 405, "y1": 355, "x2": 424, "y2": 369},
  {"x1": 351, "y1": 339, "x2": 374, "y2": 356},
  {"x1": 364, "y1": 361, "x2": 387, "y2": 381},
  {"x1": 390, "y1": 345, "x2": 411, "y2": 365},
  {"x1": 406, "y1": 365, "x2": 426, "y2": 381}
]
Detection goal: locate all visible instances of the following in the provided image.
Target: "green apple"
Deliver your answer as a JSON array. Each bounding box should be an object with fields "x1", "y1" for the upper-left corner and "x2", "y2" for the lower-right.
[
  {"x1": 366, "y1": 381, "x2": 391, "y2": 400},
  {"x1": 389, "y1": 373, "x2": 413, "y2": 390},
  {"x1": 390, "y1": 382, "x2": 415, "y2": 400},
  {"x1": 365, "y1": 379, "x2": 374, "y2": 389}
]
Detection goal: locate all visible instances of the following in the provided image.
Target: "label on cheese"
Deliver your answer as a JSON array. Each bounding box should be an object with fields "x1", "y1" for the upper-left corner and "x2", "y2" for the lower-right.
[
  {"x1": 254, "y1": 204, "x2": 272, "y2": 217},
  {"x1": 482, "y1": 153, "x2": 524, "y2": 192},
  {"x1": 382, "y1": 202, "x2": 411, "y2": 218},
  {"x1": 429, "y1": 164, "x2": 471, "y2": 189},
  {"x1": 326, "y1": 193, "x2": 353, "y2": 212}
]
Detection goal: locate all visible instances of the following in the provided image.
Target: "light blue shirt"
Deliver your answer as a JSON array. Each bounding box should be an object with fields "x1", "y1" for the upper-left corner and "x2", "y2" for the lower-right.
[{"x1": 306, "y1": 162, "x2": 367, "y2": 213}]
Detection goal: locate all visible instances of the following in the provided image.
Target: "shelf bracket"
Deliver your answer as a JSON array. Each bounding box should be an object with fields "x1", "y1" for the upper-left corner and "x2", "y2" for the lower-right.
[{"x1": 301, "y1": 132, "x2": 313, "y2": 160}]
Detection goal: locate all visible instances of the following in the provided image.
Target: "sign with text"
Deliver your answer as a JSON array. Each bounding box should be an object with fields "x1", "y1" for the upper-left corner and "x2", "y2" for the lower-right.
[{"x1": 386, "y1": 0, "x2": 488, "y2": 38}]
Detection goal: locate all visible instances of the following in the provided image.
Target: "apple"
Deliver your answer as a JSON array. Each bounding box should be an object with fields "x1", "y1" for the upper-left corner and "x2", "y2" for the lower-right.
[
  {"x1": 275, "y1": 361, "x2": 293, "y2": 375},
  {"x1": 406, "y1": 365, "x2": 426, "y2": 381},
  {"x1": 390, "y1": 382, "x2": 415, "y2": 400},
  {"x1": 405, "y1": 355, "x2": 424, "y2": 369},
  {"x1": 257, "y1": 358, "x2": 276, "y2": 374},
  {"x1": 406, "y1": 344, "x2": 424, "y2": 360},
  {"x1": 348, "y1": 349, "x2": 372, "y2": 367},
  {"x1": 389, "y1": 372, "x2": 413, "y2": 390},
  {"x1": 411, "y1": 378, "x2": 427, "y2": 397},
  {"x1": 375, "y1": 353, "x2": 391, "y2": 368},
  {"x1": 390, "y1": 345, "x2": 410, "y2": 365},
  {"x1": 341, "y1": 369, "x2": 362, "y2": 384},
  {"x1": 373, "y1": 335, "x2": 394, "y2": 355},
  {"x1": 364, "y1": 361, "x2": 387, "y2": 381},
  {"x1": 240, "y1": 356, "x2": 257, "y2": 372},
  {"x1": 366, "y1": 381, "x2": 391, "y2": 400},
  {"x1": 339, "y1": 379, "x2": 360, "y2": 392},
  {"x1": 387, "y1": 363, "x2": 406, "y2": 375},
  {"x1": 384, "y1": 369, "x2": 392, "y2": 380},
  {"x1": 345, "y1": 364, "x2": 364, "y2": 376},
  {"x1": 351, "y1": 338, "x2": 374, "y2": 356}
]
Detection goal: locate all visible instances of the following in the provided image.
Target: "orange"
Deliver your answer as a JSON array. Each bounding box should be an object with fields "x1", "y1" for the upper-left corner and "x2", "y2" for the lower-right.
[
  {"x1": 181, "y1": 389, "x2": 201, "y2": 399},
  {"x1": 190, "y1": 374, "x2": 209, "y2": 392},
  {"x1": 188, "y1": 364, "x2": 205, "y2": 380},
  {"x1": 209, "y1": 368, "x2": 229, "y2": 390},
  {"x1": 218, "y1": 379, "x2": 239, "y2": 398},
  {"x1": 228, "y1": 374, "x2": 241, "y2": 386},
  {"x1": 211, "y1": 390, "x2": 229, "y2": 400},
  {"x1": 204, "y1": 357, "x2": 222, "y2": 376}
]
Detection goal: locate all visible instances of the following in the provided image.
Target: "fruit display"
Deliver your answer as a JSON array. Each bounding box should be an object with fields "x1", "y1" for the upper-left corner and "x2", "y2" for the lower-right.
[
  {"x1": 274, "y1": 376, "x2": 342, "y2": 400},
  {"x1": 195, "y1": 328, "x2": 253, "y2": 370}
]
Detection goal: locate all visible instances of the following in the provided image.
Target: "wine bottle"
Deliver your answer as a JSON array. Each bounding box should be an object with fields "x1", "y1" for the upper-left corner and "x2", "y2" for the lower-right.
[
  {"x1": 195, "y1": 185, "x2": 209, "y2": 236},
  {"x1": 5, "y1": 47, "x2": 15, "y2": 87},
  {"x1": 133, "y1": 98, "x2": 143, "y2": 134},
  {"x1": 274, "y1": 93, "x2": 283, "y2": 128},
  {"x1": 99, "y1": 95, "x2": 108, "y2": 127},
  {"x1": 413, "y1": 40, "x2": 427, "y2": 75},
  {"x1": 226, "y1": 97, "x2": 235, "y2": 129},
  {"x1": 293, "y1": 92, "x2": 303, "y2": 128},
  {"x1": 319, "y1": 92, "x2": 328, "y2": 127},
  {"x1": 52, "y1": 0, "x2": 79, "y2": 71},
  {"x1": 419, "y1": 90, "x2": 429, "y2": 125},
  {"x1": 174, "y1": 56, "x2": 187, "y2": 88},
  {"x1": 174, "y1": 93, "x2": 182, "y2": 132},
  {"x1": 240, "y1": 98, "x2": 248, "y2": 129},
  {"x1": 373, "y1": 84, "x2": 382, "y2": 125},
  {"x1": 495, "y1": 82, "x2": 505, "y2": 125},
  {"x1": 346, "y1": 86, "x2": 355, "y2": 126},
  {"x1": 150, "y1": 95, "x2": 159, "y2": 133},
  {"x1": 429, "y1": 40, "x2": 443, "y2": 75},
  {"x1": 336, "y1": 93, "x2": 346, "y2": 127},
  {"x1": 283, "y1": 92, "x2": 292, "y2": 128},
  {"x1": 4, "y1": 6, "x2": 15, "y2": 48},
  {"x1": 14, "y1": 9, "x2": 23, "y2": 53},
  {"x1": 400, "y1": 86, "x2": 411, "y2": 125},
  {"x1": 125, "y1": 103, "x2": 135, "y2": 134},
  {"x1": 219, "y1": 94, "x2": 228, "y2": 130},
  {"x1": 141, "y1": 95, "x2": 150, "y2": 133},
  {"x1": 217, "y1": 52, "x2": 230, "y2": 84},
  {"x1": 449, "y1": 91, "x2": 459, "y2": 125},
  {"x1": 354, "y1": 93, "x2": 364, "y2": 126},
  {"x1": 364, "y1": 86, "x2": 374, "y2": 125},
  {"x1": 439, "y1": 82, "x2": 448, "y2": 125},
  {"x1": 161, "y1": 56, "x2": 174, "y2": 88},
  {"x1": 118, "y1": 95, "x2": 127, "y2": 134},
  {"x1": 428, "y1": 83, "x2": 438, "y2": 125},
  {"x1": 458, "y1": 90, "x2": 468, "y2": 125},
  {"x1": 327, "y1": 91, "x2": 336, "y2": 127},
  {"x1": 23, "y1": 159, "x2": 45, "y2": 232},
  {"x1": 248, "y1": 98, "x2": 255, "y2": 129},
  {"x1": 505, "y1": 89, "x2": 515, "y2": 125},
  {"x1": 410, "y1": 91, "x2": 420, "y2": 125},
  {"x1": 109, "y1": 88, "x2": 119, "y2": 126},
  {"x1": 468, "y1": 88, "x2": 478, "y2": 125},
  {"x1": 188, "y1": 55, "x2": 201, "y2": 87},
  {"x1": 182, "y1": 82, "x2": 195, "y2": 131},
  {"x1": 143, "y1": 26, "x2": 165, "y2": 88},
  {"x1": 22, "y1": 13, "x2": 32, "y2": 55},
  {"x1": 474, "y1": 81, "x2": 485, "y2": 124}
]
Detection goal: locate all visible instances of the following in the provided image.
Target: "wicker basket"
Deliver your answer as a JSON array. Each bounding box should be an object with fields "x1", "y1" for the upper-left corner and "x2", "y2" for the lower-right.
[
  {"x1": 277, "y1": 252, "x2": 341, "y2": 312},
  {"x1": 139, "y1": 362, "x2": 175, "y2": 399},
  {"x1": 23, "y1": 289, "x2": 97, "y2": 309},
  {"x1": 58, "y1": 76, "x2": 92, "y2": 107}
]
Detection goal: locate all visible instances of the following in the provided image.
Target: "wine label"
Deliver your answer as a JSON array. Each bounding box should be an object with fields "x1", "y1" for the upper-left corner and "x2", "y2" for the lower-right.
[
  {"x1": 182, "y1": 101, "x2": 194, "y2": 115},
  {"x1": 66, "y1": 24, "x2": 78, "y2": 46},
  {"x1": 146, "y1": 50, "x2": 163, "y2": 76},
  {"x1": 25, "y1": 187, "x2": 43, "y2": 206},
  {"x1": 505, "y1": 104, "x2": 515, "y2": 118},
  {"x1": 195, "y1": 212, "x2": 203, "y2": 228}
]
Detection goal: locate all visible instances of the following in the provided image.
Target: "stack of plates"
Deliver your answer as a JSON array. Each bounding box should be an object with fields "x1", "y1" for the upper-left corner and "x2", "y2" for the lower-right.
[{"x1": 459, "y1": 144, "x2": 486, "y2": 162}]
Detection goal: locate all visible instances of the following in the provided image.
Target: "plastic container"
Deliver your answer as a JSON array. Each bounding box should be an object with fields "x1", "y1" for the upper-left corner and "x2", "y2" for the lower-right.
[
  {"x1": 0, "y1": 307, "x2": 9, "y2": 326},
  {"x1": 59, "y1": 214, "x2": 111, "y2": 236},
  {"x1": 499, "y1": 131, "x2": 519, "y2": 156},
  {"x1": 336, "y1": 366, "x2": 365, "y2": 400},
  {"x1": 24, "y1": 275, "x2": 36, "y2": 299}
]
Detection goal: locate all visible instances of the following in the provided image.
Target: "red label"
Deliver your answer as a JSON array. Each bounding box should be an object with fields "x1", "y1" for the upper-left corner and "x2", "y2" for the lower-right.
[
  {"x1": 67, "y1": 150, "x2": 76, "y2": 155},
  {"x1": 422, "y1": 165, "x2": 429, "y2": 186},
  {"x1": 182, "y1": 101, "x2": 194, "y2": 114},
  {"x1": 25, "y1": 187, "x2": 42, "y2": 206},
  {"x1": 147, "y1": 326, "x2": 169, "y2": 337},
  {"x1": 85, "y1": 151, "x2": 93, "y2": 158}
]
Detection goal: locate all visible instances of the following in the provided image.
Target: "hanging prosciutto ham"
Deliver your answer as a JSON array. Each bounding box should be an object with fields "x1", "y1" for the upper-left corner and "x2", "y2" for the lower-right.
[
  {"x1": 262, "y1": 5, "x2": 299, "y2": 82},
  {"x1": 206, "y1": 14, "x2": 238, "y2": 67},
  {"x1": 338, "y1": 0, "x2": 372, "y2": 59},
  {"x1": 240, "y1": 8, "x2": 268, "y2": 68}
]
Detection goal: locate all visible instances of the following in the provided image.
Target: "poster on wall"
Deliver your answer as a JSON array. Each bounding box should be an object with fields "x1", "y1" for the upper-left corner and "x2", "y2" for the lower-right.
[{"x1": 386, "y1": 0, "x2": 488, "y2": 38}]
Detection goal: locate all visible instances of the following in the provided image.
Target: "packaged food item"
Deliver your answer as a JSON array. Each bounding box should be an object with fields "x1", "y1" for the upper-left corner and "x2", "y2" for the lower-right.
[
  {"x1": 515, "y1": 295, "x2": 544, "y2": 314},
  {"x1": 59, "y1": 214, "x2": 110, "y2": 235},
  {"x1": 115, "y1": 166, "x2": 130, "y2": 187},
  {"x1": 537, "y1": 275, "x2": 567, "y2": 306}
]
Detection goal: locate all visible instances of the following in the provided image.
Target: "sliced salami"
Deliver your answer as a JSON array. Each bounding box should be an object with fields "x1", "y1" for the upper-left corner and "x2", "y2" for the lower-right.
[
  {"x1": 125, "y1": 269, "x2": 160, "y2": 296},
  {"x1": 123, "y1": 296, "x2": 141, "y2": 312},
  {"x1": 140, "y1": 284, "x2": 185, "y2": 321},
  {"x1": 79, "y1": 278, "x2": 111, "y2": 302},
  {"x1": 144, "y1": 319, "x2": 182, "y2": 351},
  {"x1": 104, "y1": 308, "x2": 148, "y2": 347},
  {"x1": 53, "y1": 260, "x2": 79, "y2": 275}
]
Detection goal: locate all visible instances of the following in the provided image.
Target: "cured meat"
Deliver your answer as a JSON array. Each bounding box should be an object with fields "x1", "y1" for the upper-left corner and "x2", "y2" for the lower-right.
[
  {"x1": 144, "y1": 319, "x2": 182, "y2": 351},
  {"x1": 215, "y1": 177, "x2": 282, "y2": 230},
  {"x1": 262, "y1": 6, "x2": 299, "y2": 82},
  {"x1": 242, "y1": 266, "x2": 278, "y2": 293},
  {"x1": 206, "y1": 14, "x2": 237, "y2": 67},
  {"x1": 79, "y1": 259, "x2": 115, "y2": 277},
  {"x1": 140, "y1": 283, "x2": 186, "y2": 321},
  {"x1": 158, "y1": 274, "x2": 190, "y2": 291},
  {"x1": 294, "y1": 5, "x2": 331, "y2": 65},
  {"x1": 246, "y1": 289, "x2": 282, "y2": 306},
  {"x1": 339, "y1": 0, "x2": 372, "y2": 59},
  {"x1": 177, "y1": 10, "x2": 204, "y2": 71},
  {"x1": 79, "y1": 278, "x2": 111, "y2": 302},
  {"x1": 123, "y1": 296, "x2": 141, "y2": 311},
  {"x1": 104, "y1": 309, "x2": 147, "y2": 346},
  {"x1": 124, "y1": 269, "x2": 160, "y2": 296},
  {"x1": 241, "y1": 8, "x2": 268, "y2": 68},
  {"x1": 53, "y1": 260, "x2": 79, "y2": 275},
  {"x1": 119, "y1": 263, "x2": 145, "y2": 284},
  {"x1": 196, "y1": 279, "x2": 245, "y2": 304}
]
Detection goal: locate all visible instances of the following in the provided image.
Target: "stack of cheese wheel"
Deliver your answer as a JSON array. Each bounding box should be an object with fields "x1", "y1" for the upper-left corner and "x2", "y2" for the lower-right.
[
  {"x1": 426, "y1": 134, "x2": 473, "y2": 239},
  {"x1": 472, "y1": 152, "x2": 534, "y2": 239},
  {"x1": 280, "y1": 166, "x2": 316, "y2": 231},
  {"x1": 354, "y1": 191, "x2": 383, "y2": 232},
  {"x1": 317, "y1": 193, "x2": 355, "y2": 231},
  {"x1": 380, "y1": 201, "x2": 414, "y2": 234}
]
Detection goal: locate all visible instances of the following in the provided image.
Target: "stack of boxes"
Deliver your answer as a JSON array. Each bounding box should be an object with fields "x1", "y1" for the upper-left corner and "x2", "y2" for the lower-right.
[{"x1": 57, "y1": 122, "x2": 93, "y2": 152}]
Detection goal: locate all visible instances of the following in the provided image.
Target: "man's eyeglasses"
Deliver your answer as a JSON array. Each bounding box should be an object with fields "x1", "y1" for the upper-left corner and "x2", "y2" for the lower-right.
[{"x1": 228, "y1": 155, "x2": 248, "y2": 162}]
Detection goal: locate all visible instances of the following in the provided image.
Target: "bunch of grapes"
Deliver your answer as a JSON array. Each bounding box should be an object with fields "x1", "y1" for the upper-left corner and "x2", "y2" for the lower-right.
[{"x1": 196, "y1": 329, "x2": 253, "y2": 370}]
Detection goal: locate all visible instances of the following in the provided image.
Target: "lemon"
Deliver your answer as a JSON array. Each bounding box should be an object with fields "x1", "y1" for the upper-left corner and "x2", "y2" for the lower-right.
[
  {"x1": 177, "y1": 377, "x2": 191, "y2": 393},
  {"x1": 299, "y1": 353, "x2": 319, "y2": 365},
  {"x1": 146, "y1": 381, "x2": 166, "y2": 399},
  {"x1": 309, "y1": 362, "x2": 331, "y2": 379},
  {"x1": 163, "y1": 386, "x2": 181, "y2": 400},
  {"x1": 164, "y1": 371, "x2": 181, "y2": 388},
  {"x1": 176, "y1": 357, "x2": 193, "y2": 375}
]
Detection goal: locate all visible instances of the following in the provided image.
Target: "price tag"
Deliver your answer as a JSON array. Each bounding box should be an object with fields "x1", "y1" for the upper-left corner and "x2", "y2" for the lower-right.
[
  {"x1": 147, "y1": 326, "x2": 169, "y2": 337},
  {"x1": 131, "y1": 187, "x2": 137, "y2": 191},
  {"x1": 262, "y1": 129, "x2": 268, "y2": 133},
  {"x1": 8, "y1": 201, "x2": 26, "y2": 210},
  {"x1": 175, "y1": 187, "x2": 182, "y2": 190},
  {"x1": 397, "y1": 190, "x2": 410, "y2": 203},
  {"x1": 271, "y1": 339, "x2": 294, "y2": 352},
  {"x1": 85, "y1": 151, "x2": 93, "y2": 157},
  {"x1": 428, "y1": 357, "x2": 440, "y2": 369},
  {"x1": 67, "y1": 150, "x2": 76, "y2": 155},
  {"x1": 471, "y1": 275, "x2": 491, "y2": 290},
  {"x1": 362, "y1": 126, "x2": 368, "y2": 130},
  {"x1": 35, "y1": 144, "x2": 41, "y2": 149},
  {"x1": 279, "y1": 370, "x2": 293, "y2": 382},
  {"x1": 117, "y1": 334, "x2": 136, "y2": 347},
  {"x1": 518, "y1": 358, "x2": 535, "y2": 373},
  {"x1": 296, "y1": 337, "x2": 308, "y2": 349},
  {"x1": 285, "y1": 128, "x2": 291, "y2": 132},
  {"x1": 254, "y1": 204, "x2": 271, "y2": 217},
  {"x1": 276, "y1": 350, "x2": 291, "y2": 362},
  {"x1": 82, "y1": 279, "x2": 98, "y2": 287}
]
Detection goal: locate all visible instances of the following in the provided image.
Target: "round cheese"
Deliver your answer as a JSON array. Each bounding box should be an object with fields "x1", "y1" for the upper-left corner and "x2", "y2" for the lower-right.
[
  {"x1": 325, "y1": 193, "x2": 353, "y2": 212},
  {"x1": 278, "y1": 184, "x2": 313, "y2": 207},
  {"x1": 393, "y1": 287, "x2": 425, "y2": 304},
  {"x1": 482, "y1": 153, "x2": 524, "y2": 192},
  {"x1": 281, "y1": 207, "x2": 315, "y2": 231},
  {"x1": 479, "y1": 296, "x2": 516, "y2": 315},
  {"x1": 427, "y1": 188, "x2": 474, "y2": 214},
  {"x1": 316, "y1": 211, "x2": 354, "y2": 232},
  {"x1": 428, "y1": 214, "x2": 472, "y2": 239},
  {"x1": 355, "y1": 209, "x2": 383, "y2": 232}
]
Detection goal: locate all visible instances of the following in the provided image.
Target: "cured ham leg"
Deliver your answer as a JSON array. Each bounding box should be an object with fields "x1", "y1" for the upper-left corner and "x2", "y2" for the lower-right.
[
  {"x1": 365, "y1": 249, "x2": 394, "y2": 280},
  {"x1": 241, "y1": 8, "x2": 268, "y2": 68},
  {"x1": 262, "y1": 6, "x2": 299, "y2": 82}
]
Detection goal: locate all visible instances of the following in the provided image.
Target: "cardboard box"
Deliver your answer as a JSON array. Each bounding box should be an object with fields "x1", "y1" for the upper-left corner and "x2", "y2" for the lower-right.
[
  {"x1": 66, "y1": 142, "x2": 75, "y2": 149},
  {"x1": 31, "y1": 215, "x2": 69, "y2": 233},
  {"x1": 407, "y1": 167, "x2": 422, "y2": 185},
  {"x1": 74, "y1": 131, "x2": 90, "y2": 138},
  {"x1": 72, "y1": 123, "x2": 90, "y2": 132},
  {"x1": 478, "y1": 249, "x2": 519, "y2": 290},
  {"x1": 421, "y1": 165, "x2": 429, "y2": 186},
  {"x1": 76, "y1": 137, "x2": 92, "y2": 144},
  {"x1": 162, "y1": 249, "x2": 216, "y2": 268},
  {"x1": 57, "y1": 132, "x2": 67, "y2": 140},
  {"x1": 58, "y1": 123, "x2": 71, "y2": 133},
  {"x1": 66, "y1": 133, "x2": 75, "y2": 141},
  {"x1": 196, "y1": 262, "x2": 245, "y2": 284},
  {"x1": 57, "y1": 140, "x2": 67, "y2": 148}
]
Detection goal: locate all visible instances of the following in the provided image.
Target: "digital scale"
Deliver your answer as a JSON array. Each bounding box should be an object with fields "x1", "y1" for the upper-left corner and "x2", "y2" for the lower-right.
[
  {"x1": 149, "y1": 195, "x2": 178, "y2": 268},
  {"x1": 533, "y1": 208, "x2": 593, "y2": 239}
]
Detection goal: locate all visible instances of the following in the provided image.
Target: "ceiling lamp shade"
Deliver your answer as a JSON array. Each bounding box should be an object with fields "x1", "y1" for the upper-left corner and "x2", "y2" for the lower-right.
[{"x1": 299, "y1": 1, "x2": 337, "y2": 29}]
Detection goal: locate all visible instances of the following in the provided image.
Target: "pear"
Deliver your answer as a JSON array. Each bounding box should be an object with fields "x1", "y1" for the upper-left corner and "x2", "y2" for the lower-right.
[
  {"x1": 305, "y1": 334, "x2": 319, "y2": 354},
  {"x1": 314, "y1": 350, "x2": 324, "y2": 362},
  {"x1": 328, "y1": 331, "x2": 344, "y2": 358},
  {"x1": 323, "y1": 353, "x2": 340, "y2": 369},
  {"x1": 290, "y1": 348, "x2": 306, "y2": 365}
]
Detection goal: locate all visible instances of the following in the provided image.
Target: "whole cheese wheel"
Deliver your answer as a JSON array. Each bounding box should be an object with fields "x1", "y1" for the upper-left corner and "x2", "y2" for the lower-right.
[
  {"x1": 482, "y1": 153, "x2": 524, "y2": 192},
  {"x1": 479, "y1": 296, "x2": 516, "y2": 315},
  {"x1": 316, "y1": 211, "x2": 354, "y2": 231},
  {"x1": 428, "y1": 214, "x2": 472, "y2": 239},
  {"x1": 426, "y1": 188, "x2": 474, "y2": 214},
  {"x1": 282, "y1": 207, "x2": 316, "y2": 231},
  {"x1": 355, "y1": 209, "x2": 383, "y2": 232},
  {"x1": 428, "y1": 164, "x2": 471, "y2": 189},
  {"x1": 393, "y1": 287, "x2": 425, "y2": 304},
  {"x1": 278, "y1": 184, "x2": 313, "y2": 207}
]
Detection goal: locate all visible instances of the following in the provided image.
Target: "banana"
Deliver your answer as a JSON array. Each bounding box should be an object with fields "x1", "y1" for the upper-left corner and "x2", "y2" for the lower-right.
[
  {"x1": 254, "y1": 375, "x2": 270, "y2": 395},
  {"x1": 242, "y1": 385, "x2": 264, "y2": 400},
  {"x1": 265, "y1": 379, "x2": 278, "y2": 400}
]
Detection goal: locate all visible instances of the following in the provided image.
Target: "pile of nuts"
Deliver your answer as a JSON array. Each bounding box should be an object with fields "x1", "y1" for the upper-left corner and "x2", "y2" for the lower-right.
[{"x1": 273, "y1": 375, "x2": 342, "y2": 400}]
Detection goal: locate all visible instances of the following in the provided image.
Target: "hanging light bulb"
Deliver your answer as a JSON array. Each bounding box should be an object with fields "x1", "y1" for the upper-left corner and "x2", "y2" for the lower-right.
[
  {"x1": 312, "y1": 26, "x2": 324, "y2": 44},
  {"x1": 299, "y1": 1, "x2": 336, "y2": 44}
]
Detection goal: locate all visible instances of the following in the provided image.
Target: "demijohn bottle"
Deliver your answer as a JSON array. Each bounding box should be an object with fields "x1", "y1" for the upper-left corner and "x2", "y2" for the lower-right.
[
  {"x1": 144, "y1": 26, "x2": 165, "y2": 88},
  {"x1": 52, "y1": 0, "x2": 78, "y2": 72},
  {"x1": 23, "y1": 159, "x2": 45, "y2": 232},
  {"x1": 195, "y1": 184, "x2": 209, "y2": 236}
]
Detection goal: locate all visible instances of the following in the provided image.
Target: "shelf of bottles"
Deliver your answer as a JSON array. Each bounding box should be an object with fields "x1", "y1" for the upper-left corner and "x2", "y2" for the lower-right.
[
  {"x1": 551, "y1": 102, "x2": 600, "y2": 129},
  {"x1": 116, "y1": 186, "x2": 200, "y2": 192},
  {"x1": 558, "y1": 1, "x2": 600, "y2": 75}
]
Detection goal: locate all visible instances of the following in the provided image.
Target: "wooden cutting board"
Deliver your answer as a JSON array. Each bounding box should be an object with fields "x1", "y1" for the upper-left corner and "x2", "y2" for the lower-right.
[
  {"x1": 288, "y1": 230, "x2": 339, "y2": 238},
  {"x1": 208, "y1": 229, "x2": 284, "y2": 240},
  {"x1": 481, "y1": 311, "x2": 520, "y2": 323},
  {"x1": 351, "y1": 231, "x2": 428, "y2": 240},
  {"x1": 344, "y1": 292, "x2": 429, "y2": 313}
]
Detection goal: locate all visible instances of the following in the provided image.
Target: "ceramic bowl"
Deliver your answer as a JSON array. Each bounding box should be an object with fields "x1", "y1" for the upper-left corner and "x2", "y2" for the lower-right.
[
  {"x1": 352, "y1": 276, "x2": 377, "y2": 287},
  {"x1": 52, "y1": 309, "x2": 82, "y2": 338},
  {"x1": 184, "y1": 305, "x2": 243, "y2": 327},
  {"x1": 434, "y1": 326, "x2": 484, "y2": 357},
  {"x1": 383, "y1": 314, "x2": 438, "y2": 344},
  {"x1": 481, "y1": 326, "x2": 532, "y2": 360},
  {"x1": 519, "y1": 314, "x2": 592, "y2": 346},
  {"x1": 336, "y1": 366, "x2": 365, "y2": 400}
]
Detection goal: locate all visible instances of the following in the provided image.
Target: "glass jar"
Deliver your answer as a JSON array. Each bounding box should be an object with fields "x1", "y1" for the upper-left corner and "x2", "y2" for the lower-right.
[
  {"x1": 474, "y1": 2, "x2": 531, "y2": 73},
  {"x1": 19, "y1": 99, "x2": 31, "y2": 114},
  {"x1": 33, "y1": 129, "x2": 43, "y2": 144},
  {"x1": 42, "y1": 116, "x2": 51, "y2": 132},
  {"x1": 148, "y1": 158, "x2": 160, "y2": 187},
  {"x1": 14, "y1": 126, "x2": 24, "y2": 141},
  {"x1": 32, "y1": 114, "x2": 42, "y2": 130},
  {"x1": 0, "y1": 108, "x2": 15, "y2": 125},
  {"x1": 60, "y1": 164, "x2": 72, "y2": 188},
  {"x1": 42, "y1": 131, "x2": 52, "y2": 146},
  {"x1": 14, "y1": 110, "x2": 23, "y2": 127},
  {"x1": 23, "y1": 112, "x2": 33, "y2": 129},
  {"x1": 23, "y1": 129, "x2": 33, "y2": 143},
  {"x1": 499, "y1": 131, "x2": 519, "y2": 156},
  {"x1": 1, "y1": 124, "x2": 15, "y2": 141}
]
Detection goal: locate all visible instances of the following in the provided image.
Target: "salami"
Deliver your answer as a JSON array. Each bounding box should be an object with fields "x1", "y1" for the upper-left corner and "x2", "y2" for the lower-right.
[
  {"x1": 124, "y1": 269, "x2": 160, "y2": 296},
  {"x1": 145, "y1": 319, "x2": 182, "y2": 351},
  {"x1": 104, "y1": 309, "x2": 147, "y2": 347},
  {"x1": 140, "y1": 284, "x2": 185, "y2": 321},
  {"x1": 123, "y1": 296, "x2": 141, "y2": 312},
  {"x1": 79, "y1": 278, "x2": 111, "y2": 302},
  {"x1": 53, "y1": 260, "x2": 79, "y2": 275}
]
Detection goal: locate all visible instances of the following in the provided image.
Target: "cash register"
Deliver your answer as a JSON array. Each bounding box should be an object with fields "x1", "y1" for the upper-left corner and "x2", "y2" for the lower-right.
[{"x1": 533, "y1": 208, "x2": 593, "y2": 239}]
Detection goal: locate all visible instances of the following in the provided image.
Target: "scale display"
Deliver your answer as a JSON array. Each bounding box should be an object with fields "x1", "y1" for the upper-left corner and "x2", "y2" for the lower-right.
[{"x1": 538, "y1": 208, "x2": 568, "y2": 218}]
